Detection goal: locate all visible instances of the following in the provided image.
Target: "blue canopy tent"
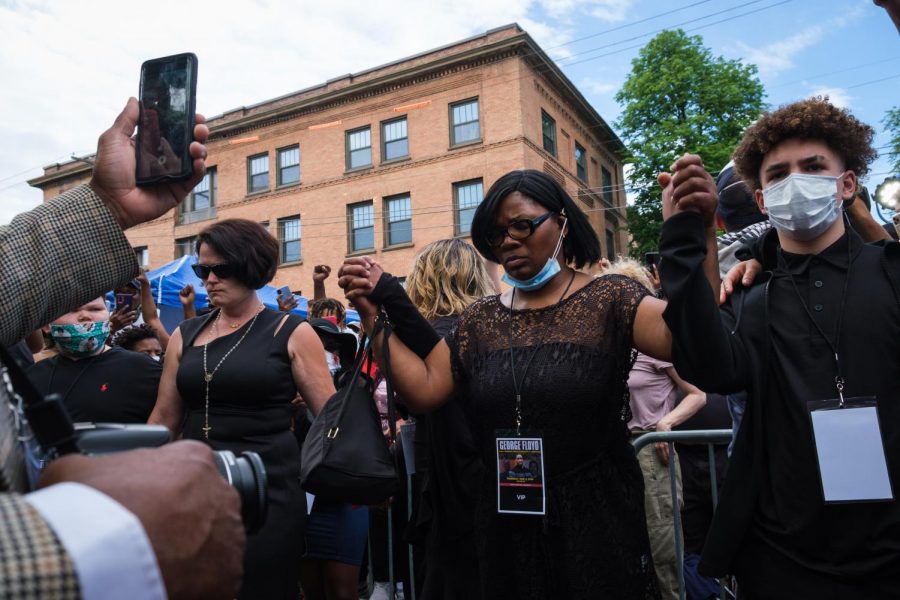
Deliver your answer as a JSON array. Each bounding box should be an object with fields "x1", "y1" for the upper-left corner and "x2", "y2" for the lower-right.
[{"x1": 121, "y1": 255, "x2": 357, "y2": 333}]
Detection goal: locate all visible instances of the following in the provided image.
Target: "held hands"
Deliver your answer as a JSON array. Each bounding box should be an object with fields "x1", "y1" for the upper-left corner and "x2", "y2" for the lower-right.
[
  {"x1": 337, "y1": 257, "x2": 384, "y2": 326},
  {"x1": 658, "y1": 154, "x2": 718, "y2": 226},
  {"x1": 90, "y1": 97, "x2": 210, "y2": 230},
  {"x1": 38, "y1": 440, "x2": 245, "y2": 600}
]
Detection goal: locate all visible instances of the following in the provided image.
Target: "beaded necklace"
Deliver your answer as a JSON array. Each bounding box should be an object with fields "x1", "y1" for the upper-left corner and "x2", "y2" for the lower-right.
[{"x1": 201, "y1": 306, "x2": 264, "y2": 439}]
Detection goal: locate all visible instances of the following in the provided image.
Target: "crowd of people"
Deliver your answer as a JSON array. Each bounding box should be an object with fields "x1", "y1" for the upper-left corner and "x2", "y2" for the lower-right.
[{"x1": 1, "y1": 7, "x2": 899, "y2": 597}]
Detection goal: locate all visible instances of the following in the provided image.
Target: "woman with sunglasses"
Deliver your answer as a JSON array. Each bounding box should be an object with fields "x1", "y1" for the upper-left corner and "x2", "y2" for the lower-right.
[
  {"x1": 339, "y1": 169, "x2": 678, "y2": 599},
  {"x1": 149, "y1": 219, "x2": 336, "y2": 600}
]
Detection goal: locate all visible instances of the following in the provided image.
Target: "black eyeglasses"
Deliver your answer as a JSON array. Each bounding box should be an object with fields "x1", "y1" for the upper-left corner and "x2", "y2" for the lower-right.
[
  {"x1": 486, "y1": 211, "x2": 556, "y2": 247},
  {"x1": 191, "y1": 263, "x2": 234, "y2": 280}
]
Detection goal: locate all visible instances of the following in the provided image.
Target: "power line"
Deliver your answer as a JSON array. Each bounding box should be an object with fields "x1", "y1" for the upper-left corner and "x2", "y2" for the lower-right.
[
  {"x1": 561, "y1": 0, "x2": 794, "y2": 68},
  {"x1": 545, "y1": 0, "x2": 718, "y2": 50},
  {"x1": 557, "y1": 0, "x2": 775, "y2": 64}
]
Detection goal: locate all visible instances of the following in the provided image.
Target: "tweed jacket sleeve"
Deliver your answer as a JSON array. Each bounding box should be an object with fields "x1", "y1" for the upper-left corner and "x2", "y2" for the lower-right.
[
  {"x1": 0, "y1": 184, "x2": 138, "y2": 346},
  {"x1": 0, "y1": 494, "x2": 81, "y2": 598}
]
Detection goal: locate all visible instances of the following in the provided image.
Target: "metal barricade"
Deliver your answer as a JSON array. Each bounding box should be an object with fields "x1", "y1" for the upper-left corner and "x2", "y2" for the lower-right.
[{"x1": 631, "y1": 429, "x2": 733, "y2": 600}]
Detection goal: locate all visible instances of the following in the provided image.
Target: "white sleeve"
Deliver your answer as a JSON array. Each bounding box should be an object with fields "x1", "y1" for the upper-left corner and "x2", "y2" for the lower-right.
[{"x1": 24, "y1": 482, "x2": 167, "y2": 600}]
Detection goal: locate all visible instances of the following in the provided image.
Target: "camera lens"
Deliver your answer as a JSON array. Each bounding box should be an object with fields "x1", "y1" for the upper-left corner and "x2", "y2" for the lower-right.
[{"x1": 213, "y1": 450, "x2": 268, "y2": 534}]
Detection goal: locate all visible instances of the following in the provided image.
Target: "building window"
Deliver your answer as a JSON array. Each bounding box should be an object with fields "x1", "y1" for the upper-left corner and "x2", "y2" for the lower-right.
[
  {"x1": 178, "y1": 168, "x2": 217, "y2": 225},
  {"x1": 542, "y1": 110, "x2": 557, "y2": 157},
  {"x1": 134, "y1": 247, "x2": 149, "y2": 269},
  {"x1": 575, "y1": 143, "x2": 587, "y2": 183},
  {"x1": 381, "y1": 117, "x2": 409, "y2": 162},
  {"x1": 175, "y1": 236, "x2": 197, "y2": 259},
  {"x1": 449, "y1": 98, "x2": 480, "y2": 146},
  {"x1": 277, "y1": 146, "x2": 300, "y2": 186},
  {"x1": 248, "y1": 153, "x2": 269, "y2": 193},
  {"x1": 278, "y1": 216, "x2": 301, "y2": 264},
  {"x1": 606, "y1": 228, "x2": 616, "y2": 260},
  {"x1": 602, "y1": 166, "x2": 613, "y2": 203},
  {"x1": 346, "y1": 127, "x2": 372, "y2": 170},
  {"x1": 454, "y1": 178, "x2": 484, "y2": 236},
  {"x1": 348, "y1": 201, "x2": 375, "y2": 252},
  {"x1": 384, "y1": 194, "x2": 412, "y2": 247}
]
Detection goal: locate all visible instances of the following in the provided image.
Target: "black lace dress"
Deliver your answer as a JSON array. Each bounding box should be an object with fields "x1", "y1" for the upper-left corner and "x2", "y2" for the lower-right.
[{"x1": 445, "y1": 275, "x2": 660, "y2": 599}]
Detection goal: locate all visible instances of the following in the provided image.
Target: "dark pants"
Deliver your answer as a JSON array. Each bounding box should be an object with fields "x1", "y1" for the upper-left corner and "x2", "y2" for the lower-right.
[{"x1": 734, "y1": 537, "x2": 900, "y2": 600}]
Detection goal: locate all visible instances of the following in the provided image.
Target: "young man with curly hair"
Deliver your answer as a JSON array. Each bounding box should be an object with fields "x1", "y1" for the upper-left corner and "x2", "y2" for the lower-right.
[{"x1": 657, "y1": 97, "x2": 900, "y2": 598}]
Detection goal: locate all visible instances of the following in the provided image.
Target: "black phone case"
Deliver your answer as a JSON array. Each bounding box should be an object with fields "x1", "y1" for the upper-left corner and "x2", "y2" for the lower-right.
[{"x1": 135, "y1": 52, "x2": 198, "y2": 187}]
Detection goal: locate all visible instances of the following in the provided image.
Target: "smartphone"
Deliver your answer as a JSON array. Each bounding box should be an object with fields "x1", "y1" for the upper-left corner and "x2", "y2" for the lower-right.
[
  {"x1": 115, "y1": 292, "x2": 134, "y2": 312},
  {"x1": 645, "y1": 252, "x2": 661, "y2": 271},
  {"x1": 277, "y1": 286, "x2": 291, "y2": 299},
  {"x1": 893, "y1": 213, "x2": 900, "y2": 239},
  {"x1": 136, "y1": 52, "x2": 198, "y2": 186}
]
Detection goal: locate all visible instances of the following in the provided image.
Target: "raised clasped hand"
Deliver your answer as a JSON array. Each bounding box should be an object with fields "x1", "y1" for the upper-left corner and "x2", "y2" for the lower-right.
[
  {"x1": 657, "y1": 153, "x2": 718, "y2": 226},
  {"x1": 337, "y1": 257, "x2": 383, "y2": 320}
]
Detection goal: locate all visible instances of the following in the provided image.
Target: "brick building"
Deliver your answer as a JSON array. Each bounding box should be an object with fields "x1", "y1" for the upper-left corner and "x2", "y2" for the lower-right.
[{"x1": 29, "y1": 24, "x2": 629, "y2": 300}]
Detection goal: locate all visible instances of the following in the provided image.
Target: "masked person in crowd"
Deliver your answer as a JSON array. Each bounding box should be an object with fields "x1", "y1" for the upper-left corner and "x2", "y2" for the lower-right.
[
  {"x1": 658, "y1": 98, "x2": 900, "y2": 598},
  {"x1": 112, "y1": 323, "x2": 164, "y2": 361},
  {"x1": 149, "y1": 219, "x2": 335, "y2": 600},
  {"x1": 339, "y1": 169, "x2": 680, "y2": 599},
  {"x1": 26, "y1": 297, "x2": 161, "y2": 424}
]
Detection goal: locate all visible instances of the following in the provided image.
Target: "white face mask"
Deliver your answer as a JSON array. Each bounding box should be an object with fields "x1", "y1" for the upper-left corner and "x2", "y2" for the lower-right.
[{"x1": 762, "y1": 173, "x2": 843, "y2": 241}]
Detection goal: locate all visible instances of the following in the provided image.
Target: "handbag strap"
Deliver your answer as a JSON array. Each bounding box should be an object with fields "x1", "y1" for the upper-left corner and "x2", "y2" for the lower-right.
[{"x1": 379, "y1": 317, "x2": 397, "y2": 444}]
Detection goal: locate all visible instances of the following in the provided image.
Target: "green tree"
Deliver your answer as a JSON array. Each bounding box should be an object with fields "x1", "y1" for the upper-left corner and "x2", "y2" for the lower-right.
[
  {"x1": 615, "y1": 29, "x2": 765, "y2": 257},
  {"x1": 885, "y1": 106, "x2": 900, "y2": 173}
]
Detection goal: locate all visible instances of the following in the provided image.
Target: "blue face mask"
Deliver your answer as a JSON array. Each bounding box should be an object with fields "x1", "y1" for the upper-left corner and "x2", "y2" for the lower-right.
[{"x1": 501, "y1": 218, "x2": 567, "y2": 292}]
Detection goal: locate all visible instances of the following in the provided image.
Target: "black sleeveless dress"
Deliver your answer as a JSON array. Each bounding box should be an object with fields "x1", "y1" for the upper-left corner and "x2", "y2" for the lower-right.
[
  {"x1": 445, "y1": 275, "x2": 660, "y2": 599},
  {"x1": 177, "y1": 308, "x2": 304, "y2": 600}
]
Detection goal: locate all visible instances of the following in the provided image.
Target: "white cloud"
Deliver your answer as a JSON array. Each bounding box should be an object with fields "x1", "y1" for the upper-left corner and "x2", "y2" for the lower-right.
[
  {"x1": 580, "y1": 77, "x2": 618, "y2": 97},
  {"x1": 538, "y1": 0, "x2": 634, "y2": 22},
  {"x1": 0, "y1": 0, "x2": 577, "y2": 224},
  {"x1": 736, "y1": 26, "x2": 824, "y2": 77},
  {"x1": 735, "y1": 8, "x2": 866, "y2": 79},
  {"x1": 806, "y1": 86, "x2": 853, "y2": 109}
]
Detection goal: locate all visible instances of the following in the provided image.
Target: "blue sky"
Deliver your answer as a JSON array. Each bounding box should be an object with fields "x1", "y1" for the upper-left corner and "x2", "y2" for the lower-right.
[{"x1": 0, "y1": 0, "x2": 896, "y2": 223}]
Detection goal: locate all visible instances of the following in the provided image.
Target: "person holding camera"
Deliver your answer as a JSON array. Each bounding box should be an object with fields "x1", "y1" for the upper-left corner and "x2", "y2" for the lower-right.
[
  {"x1": 0, "y1": 98, "x2": 245, "y2": 600},
  {"x1": 149, "y1": 219, "x2": 336, "y2": 600}
]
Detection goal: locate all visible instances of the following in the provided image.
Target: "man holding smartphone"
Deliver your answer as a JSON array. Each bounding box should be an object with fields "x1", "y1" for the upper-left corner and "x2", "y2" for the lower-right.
[{"x1": 0, "y1": 97, "x2": 244, "y2": 600}]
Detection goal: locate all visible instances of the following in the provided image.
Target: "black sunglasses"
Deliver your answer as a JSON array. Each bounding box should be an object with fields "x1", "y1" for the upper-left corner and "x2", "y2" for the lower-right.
[
  {"x1": 486, "y1": 211, "x2": 556, "y2": 247},
  {"x1": 191, "y1": 263, "x2": 234, "y2": 280}
]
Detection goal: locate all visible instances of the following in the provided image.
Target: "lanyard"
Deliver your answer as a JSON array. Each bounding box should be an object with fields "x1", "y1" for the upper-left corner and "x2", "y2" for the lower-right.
[
  {"x1": 507, "y1": 269, "x2": 576, "y2": 435},
  {"x1": 779, "y1": 238, "x2": 853, "y2": 406}
]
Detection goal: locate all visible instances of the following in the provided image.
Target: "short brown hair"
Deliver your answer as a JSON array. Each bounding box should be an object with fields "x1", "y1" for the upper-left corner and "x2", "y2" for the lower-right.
[
  {"x1": 196, "y1": 219, "x2": 278, "y2": 289},
  {"x1": 733, "y1": 97, "x2": 877, "y2": 192}
]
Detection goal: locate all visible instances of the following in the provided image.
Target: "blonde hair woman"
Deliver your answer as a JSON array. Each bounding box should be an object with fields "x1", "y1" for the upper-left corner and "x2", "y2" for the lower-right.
[{"x1": 396, "y1": 238, "x2": 494, "y2": 599}]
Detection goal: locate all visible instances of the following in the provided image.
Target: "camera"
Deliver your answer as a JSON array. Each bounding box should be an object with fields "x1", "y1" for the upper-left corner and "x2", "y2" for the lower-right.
[{"x1": 72, "y1": 423, "x2": 269, "y2": 534}]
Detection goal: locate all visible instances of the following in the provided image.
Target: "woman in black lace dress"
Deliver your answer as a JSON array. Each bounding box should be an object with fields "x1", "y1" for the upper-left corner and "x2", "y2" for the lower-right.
[
  {"x1": 149, "y1": 219, "x2": 336, "y2": 600},
  {"x1": 339, "y1": 170, "x2": 682, "y2": 599}
]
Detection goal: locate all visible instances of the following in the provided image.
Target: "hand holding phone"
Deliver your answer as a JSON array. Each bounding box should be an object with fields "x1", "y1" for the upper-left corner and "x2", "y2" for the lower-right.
[{"x1": 136, "y1": 53, "x2": 198, "y2": 186}]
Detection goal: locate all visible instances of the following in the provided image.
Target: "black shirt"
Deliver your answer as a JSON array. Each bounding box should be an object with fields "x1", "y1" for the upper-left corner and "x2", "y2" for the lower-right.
[
  {"x1": 659, "y1": 213, "x2": 900, "y2": 580},
  {"x1": 754, "y1": 230, "x2": 900, "y2": 575},
  {"x1": 27, "y1": 347, "x2": 161, "y2": 423}
]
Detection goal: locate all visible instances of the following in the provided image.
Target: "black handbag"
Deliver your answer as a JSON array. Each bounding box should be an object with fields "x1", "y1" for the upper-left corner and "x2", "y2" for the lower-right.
[{"x1": 300, "y1": 319, "x2": 400, "y2": 504}]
